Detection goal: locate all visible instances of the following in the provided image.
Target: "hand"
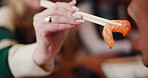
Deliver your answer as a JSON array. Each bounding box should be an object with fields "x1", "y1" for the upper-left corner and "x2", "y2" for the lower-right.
[{"x1": 33, "y1": 1, "x2": 84, "y2": 66}]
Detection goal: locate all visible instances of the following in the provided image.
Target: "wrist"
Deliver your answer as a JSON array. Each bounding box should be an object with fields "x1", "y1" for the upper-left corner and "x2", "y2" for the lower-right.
[
  {"x1": 33, "y1": 49, "x2": 55, "y2": 71},
  {"x1": 33, "y1": 47, "x2": 53, "y2": 66}
]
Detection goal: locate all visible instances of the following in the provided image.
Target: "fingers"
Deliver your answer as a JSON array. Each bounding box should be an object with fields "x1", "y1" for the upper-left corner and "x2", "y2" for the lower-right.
[
  {"x1": 34, "y1": 14, "x2": 81, "y2": 33},
  {"x1": 69, "y1": 0, "x2": 77, "y2": 5},
  {"x1": 50, "y1": 7, "x2": 75, "y2": 18},
  {"x1": 51, "y1": 15, "x2": 84, "y2": 24},
  {"x1": 43, "y1": 24, "x2": 77, "y2": 33},
  {"x1": 33, "y1": 1, "x2": 85, "y2": 34},
  {"x1": 34, "y1": 13, "x2": 84, "y2": 25},
  {"x1": 41, "y1": 2, "x2": 79, "y2": 17},
  {"x1": 55, "y1": 2, "x2": 79, "y2": 11},
  {"x1": 37, "y1": 1, "x2": 83, "y2": 25}
]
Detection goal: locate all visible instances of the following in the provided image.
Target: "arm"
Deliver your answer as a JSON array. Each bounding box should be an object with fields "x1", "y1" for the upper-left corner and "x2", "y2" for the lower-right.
[
  {"x1": 0, "y1": 27, "x2": 15, "y2": 78},
  {"x1": 0, "y1": 27, "x2": 54, "y2": 77},
  {"x1": 0, "y1": 1, "x2": 84, "y2": 77}
]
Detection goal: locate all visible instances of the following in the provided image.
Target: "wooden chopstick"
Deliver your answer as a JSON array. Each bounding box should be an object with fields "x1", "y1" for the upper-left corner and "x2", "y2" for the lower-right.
[{"x1": 40, "y1": 0, "x2": 122, "y2": 26}]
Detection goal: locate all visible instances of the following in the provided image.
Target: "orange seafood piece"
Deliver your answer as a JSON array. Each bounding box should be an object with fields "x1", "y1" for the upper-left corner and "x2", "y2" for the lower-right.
[{"x1": 102, "y1": 20, "x2": 131, "y2": 48}]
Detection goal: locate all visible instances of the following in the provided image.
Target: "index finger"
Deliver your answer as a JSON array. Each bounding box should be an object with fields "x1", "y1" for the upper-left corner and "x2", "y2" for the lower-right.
[
  {"x1": 69, "y1": 0, "x2": 77, "y2": 5},
  {"x1": 55, "y1": 2, "x2": 79, "y2": 11}
]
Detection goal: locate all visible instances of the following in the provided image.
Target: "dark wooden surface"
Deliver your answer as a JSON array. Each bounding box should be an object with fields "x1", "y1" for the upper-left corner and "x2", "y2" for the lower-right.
[{"x1": 45, "y1": 55, "x2": 119, "y2": 78}]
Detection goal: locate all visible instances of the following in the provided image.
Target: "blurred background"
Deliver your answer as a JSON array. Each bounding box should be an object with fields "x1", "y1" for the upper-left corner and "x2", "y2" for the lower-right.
[{"x1": 0, "y1": 0, "x2": 147, "y2": 78}]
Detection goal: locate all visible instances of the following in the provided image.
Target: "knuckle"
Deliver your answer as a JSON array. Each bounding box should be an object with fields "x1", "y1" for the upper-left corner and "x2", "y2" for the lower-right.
[
  {"x1": 33, "y1": 22, "x2": 41, "y2": 28},
  {"x1": 52, "y1": 7, "x2": 62, "y2": 15},
  {"x1": 64, "y1": 24, "x2": 70, "y2": 28},
  {"x1": 52, "y1": 6, "x2": 58, "y2": 12},
  {"x1": 33, "y1": 16, "x2": 43, "y2": 28},
  {"x1": 68, "y1": 12, "x2": 74, "y2": 17},
  {"x1": 54, "y1": 24, "x2": 60, "y2": 30},
  {"x1": 72, "y1": 20, "x2": 76, "y2": 24},
  {"x1": 33, "y1": 15, "x2": 40, "y2": 27},
  {"x1": 55, "y1": 2, "x2": 71, "y2": 9},
  {"x1": 55, "y1": 2, "x2": 62, "y2": 5},
  {"x1": 52, "y1": 16, "x2": 60, "y2": 22},
  {"x1": 55, "y1": 2, "x2": 61, "y2": 5},
  {"x1": 54, "y1": 8, "x2": 61, "y2": 13},
  {"x1": 33, "y1": 13, "x2": 40, "y2": 21},
  {"x1": 55, "y1": 2, "x2": 67, "y2": 6}
]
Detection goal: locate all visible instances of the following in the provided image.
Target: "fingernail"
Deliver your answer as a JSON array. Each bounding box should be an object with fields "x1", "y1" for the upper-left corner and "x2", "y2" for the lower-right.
[
  {"x1": 72, "y1": 6, "x2": 79, "y2": 11},
  {"x1": 72, "y1": 13, "x2": 82, "y2": 18},
  {"x1": 72, "y1": 0, "x2": 76, "y2": 4},
  {"x1": 72, "y1": 0, "x2": 76, "y2": 3},
  {"x1": 76, "y1": 19, "x2": 85, "y2": 23}
]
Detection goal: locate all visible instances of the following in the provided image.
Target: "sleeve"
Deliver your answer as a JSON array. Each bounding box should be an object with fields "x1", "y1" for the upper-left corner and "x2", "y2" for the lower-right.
[
  {"x1": 8, "y1": 43, "x2": 54, "y2": 77},
  {"x1": 0, "y1": 46, "x2": 14, "y2": 78},
  {"x1": 0, "y1": 27, "x2": 16, "y2": 78},
  {"x1": 0, "y1": 27, "x2": 54, "y2": 77}
]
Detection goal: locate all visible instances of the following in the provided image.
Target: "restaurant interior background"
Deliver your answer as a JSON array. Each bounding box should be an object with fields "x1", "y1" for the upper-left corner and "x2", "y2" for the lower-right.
[{"x1": 1, "y1": 0, "x2": 148, "y2": 78}]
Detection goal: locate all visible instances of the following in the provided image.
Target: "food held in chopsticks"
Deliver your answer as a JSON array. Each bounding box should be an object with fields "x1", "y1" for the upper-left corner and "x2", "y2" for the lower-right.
[
  {"x1": 102, "y1": 20, "x2": 131, "y2": 48},
  {"x1": 40, "y1": 0, "x2": 131, "y2": 48},
  {"x1": 40, "y1": 0, "x2": 122, "y2": 26}
]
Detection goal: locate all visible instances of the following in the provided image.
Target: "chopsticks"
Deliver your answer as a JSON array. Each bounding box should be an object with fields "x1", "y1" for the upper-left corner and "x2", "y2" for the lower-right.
[{"x1": 40, "y1": 0, "x2": 122, "y2": 26}]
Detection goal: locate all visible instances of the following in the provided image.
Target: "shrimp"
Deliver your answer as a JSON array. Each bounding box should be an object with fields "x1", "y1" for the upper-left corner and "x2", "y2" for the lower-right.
[{"x1": 102, "y1": 20, "x2": 131, "y2": 48}]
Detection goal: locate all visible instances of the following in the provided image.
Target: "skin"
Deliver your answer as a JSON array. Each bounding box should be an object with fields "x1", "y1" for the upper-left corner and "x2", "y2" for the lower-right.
[
  {"x1": 128, "y1": 0, "x2": 148, "y2": 66},
  {"x1": 28, "y1": 0, "x2": 148, "y2": 67},
  {"x1": 14, "y1": 0, "x2": 84, "y2": 67},
  {"x1": 32, "y1": 0, "x2": 84, "y2": 66}
]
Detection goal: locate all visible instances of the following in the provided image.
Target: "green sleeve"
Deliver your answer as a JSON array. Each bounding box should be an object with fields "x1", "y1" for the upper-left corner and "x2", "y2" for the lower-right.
[
  {"x1": 0, "y1": 27, "x2": 15, "y2": 78},
  {"x1": 0, "y1": 47, "x2": 14, "y2": 78},
  {"x1": 0, "y1": 27, "x2": 15, "y2": 40}
]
